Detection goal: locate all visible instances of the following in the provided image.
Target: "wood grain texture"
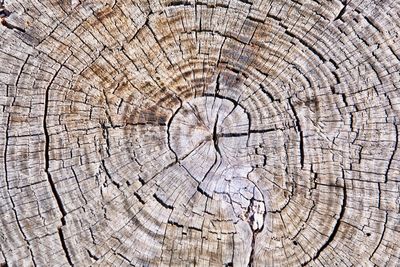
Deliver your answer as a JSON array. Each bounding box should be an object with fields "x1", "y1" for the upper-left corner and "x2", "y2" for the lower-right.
[{"x1": 0, "y1": 0, "x2": 400, "y2": 266}]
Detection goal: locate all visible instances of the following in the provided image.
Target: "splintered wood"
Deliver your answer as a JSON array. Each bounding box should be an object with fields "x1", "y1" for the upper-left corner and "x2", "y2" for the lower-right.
[{"x1": 0, "y1": 0, "x2": 399, "y2": 266}]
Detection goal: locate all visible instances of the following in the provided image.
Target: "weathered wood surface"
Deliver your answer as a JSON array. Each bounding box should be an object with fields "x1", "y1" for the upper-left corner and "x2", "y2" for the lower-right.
[{"x1": 0, "y1": 0, "x2": 400, "y2": 266}]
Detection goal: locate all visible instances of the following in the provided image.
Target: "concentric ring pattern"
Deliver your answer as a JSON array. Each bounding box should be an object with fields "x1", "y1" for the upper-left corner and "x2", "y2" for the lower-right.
[{"x1": 0, "y1": 0, "x2": 400, "y2": 266}]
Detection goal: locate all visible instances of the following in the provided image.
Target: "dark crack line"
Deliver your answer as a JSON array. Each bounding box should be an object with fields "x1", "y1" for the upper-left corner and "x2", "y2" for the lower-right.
[
  {"x1": 288, "y1": 98, "x2": 304, "y2": 169},
  {"x1": 334, "y1": 0, "x2": 347, "y2": 21},
  {"x1": 219, "y1": 99, "x2": 239, "y2": 128},
  {"x1": 198, "y1": 147, "x2": 222, "y2": 197},
  {"x1": 369, "y1": 212, "x2": 388, "y2": 262},
  {"x1": 100, "y1": 123, "x2": 111, "y2": 158},
  {"x1": 302, "y1": 182, "x2": 347, "y2": 266},
  {"x1": 15, "y1": 56, "x2": 29, "y2": 87},
  {"x1": 219, "y1": 127, "x2": 286, "y2": 138},
  {"x1": 44, "y1": 66, "x2": 68, "y2": 222},
  {"x1": 220, "y1": 132, "x2": 249, "y2": 138},
  {"x1": 101, "y1": 159, "x2": 121, "y2": 189},
  {"x1": 166, "y1": 1, "x2": 192, "y2": 7},
  {"x1": 188, "y1": 102, "x2": 208, "y2": 129},
  {"x1": 385, "y1": 123, "x2": 398, "y2": 183},
  {"x1": 43, "y1": 65, "x2": 73, "y2": 266},
  {"x1": 167, "y1": 102, "x2": 183, "y2": 162},
  {"x1": 259, "y1": 83, "x2": 276, "y2": 102},
  {"x1": 160, "y1": 209, "x2": 175, "y2": 262},
  {"x1": 58, "y1": 227, "x2": 73, "y2": 266},
  {"x1": 71, "y1": 167, "x2": 88, "y2": 205},
  {"x1": 86, "y1": 249, "x2": 99, "y2": 261},
  {"x1": 3, "y1": 56, "x2": 37, "y2": 266},
  {"x1": 215, "y1": 73, "x2": 221, "y2": 96},
  {"x1": 213, "y1": 114, "x2": 221, "y2": 155},
  {"x1": 0, "y1": 248, "x2": 8, "y2": 267},
  {"x1": 116, "y1": 253, "x2": 135, "y2": 266},
  {"x1": 180, "y1": 139, "x2": 208, "y2": 163},
  {"x1": 153, "y1": 193, "x2": 174, "y2": 209}
]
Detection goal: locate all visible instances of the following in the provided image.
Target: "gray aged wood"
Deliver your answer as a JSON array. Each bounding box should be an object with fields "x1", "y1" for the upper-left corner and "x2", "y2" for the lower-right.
[{"x1": 0, "y1": 0, "x2": 399, "y2": 266}]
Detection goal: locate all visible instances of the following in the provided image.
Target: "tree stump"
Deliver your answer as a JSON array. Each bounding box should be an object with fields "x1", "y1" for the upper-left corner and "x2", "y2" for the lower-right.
[{"x1": 1, "y1": 0, "x2": 399, "y2": 266}]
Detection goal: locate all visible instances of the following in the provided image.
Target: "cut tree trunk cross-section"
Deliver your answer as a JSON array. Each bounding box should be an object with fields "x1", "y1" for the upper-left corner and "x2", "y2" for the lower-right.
[{"x1": 0, "y1": 0, "x2": 399, "y2": 266}]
